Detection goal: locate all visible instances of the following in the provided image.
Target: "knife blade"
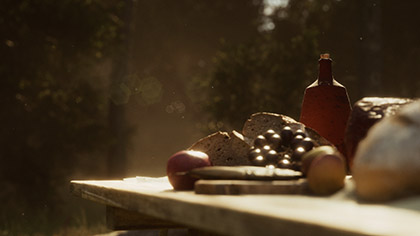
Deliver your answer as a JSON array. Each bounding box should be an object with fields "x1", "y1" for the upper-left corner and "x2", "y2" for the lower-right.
[{"x1": 182, "y1": 166, "x2": 302, "y2": 180}]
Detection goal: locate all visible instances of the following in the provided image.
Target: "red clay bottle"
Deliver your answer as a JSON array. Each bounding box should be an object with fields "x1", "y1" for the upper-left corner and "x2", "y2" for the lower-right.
[{"x1": 299, "y1": 54, "x2": 351, "y2": 154}]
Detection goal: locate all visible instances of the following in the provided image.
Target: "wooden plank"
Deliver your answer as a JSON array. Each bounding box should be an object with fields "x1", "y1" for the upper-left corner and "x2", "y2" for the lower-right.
[
  {"x1": 106, "y1": 206, "x2": 182, "y2": 230},
  {"x1": 195, "y1": 179, "x2": 307, "y2": 195},
  {"x1": 70, "y1": 177, "x2": 420, "y2": 236}
]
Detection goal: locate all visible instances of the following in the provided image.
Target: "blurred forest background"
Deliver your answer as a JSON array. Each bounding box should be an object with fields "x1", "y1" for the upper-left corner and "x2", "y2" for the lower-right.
[{"x1": 2, "y1": 0, "x2": 420, "y2": 235}]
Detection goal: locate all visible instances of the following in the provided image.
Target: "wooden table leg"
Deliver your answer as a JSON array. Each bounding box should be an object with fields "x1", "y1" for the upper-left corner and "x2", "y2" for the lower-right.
[{"x1": 106, "y1": 206, "x2": 183, "y2": 230}]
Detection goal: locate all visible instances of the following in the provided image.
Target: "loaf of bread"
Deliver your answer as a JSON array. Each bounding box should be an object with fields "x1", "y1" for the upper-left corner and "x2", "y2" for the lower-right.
[
  {"x1": 353, "y1": 100, "x2": 420, "y2": 201},
  {"x1": 189, "y1": 112, "x2": 332, "y2": 167},
  {"x1": 345, "y1": 97, "x2": 413, "y2": 169},
  {"x1": 188, "y1": 130, "x2": 251, "y2": 166},
  {"x1": 242, "y1": 112, "x2": 331, "y2": 147}
]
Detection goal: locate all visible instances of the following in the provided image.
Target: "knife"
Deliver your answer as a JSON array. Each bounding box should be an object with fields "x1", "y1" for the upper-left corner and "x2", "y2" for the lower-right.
[{"x1": 176, "y1": 166, "x2": 302, "y2": 180}]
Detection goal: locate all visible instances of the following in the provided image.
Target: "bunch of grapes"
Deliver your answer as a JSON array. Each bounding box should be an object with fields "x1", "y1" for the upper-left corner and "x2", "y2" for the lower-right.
[{"x1": 247, "y1": 126, "x2": 314, "y2": 170}]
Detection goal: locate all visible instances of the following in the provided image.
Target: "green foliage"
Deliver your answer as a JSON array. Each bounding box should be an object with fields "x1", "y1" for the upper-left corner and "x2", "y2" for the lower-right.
[
  {"x1": 196, "y1": 26, "x2": 319, "y2": 131},
  {"x1": 191, "y1": 0, "x2": 342, "y2": 133}
]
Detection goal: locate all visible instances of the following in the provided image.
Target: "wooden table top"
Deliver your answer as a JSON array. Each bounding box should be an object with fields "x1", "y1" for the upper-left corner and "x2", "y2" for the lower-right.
[{"x1": 70, "y1": 176, "x2": 420, "y2": 236}]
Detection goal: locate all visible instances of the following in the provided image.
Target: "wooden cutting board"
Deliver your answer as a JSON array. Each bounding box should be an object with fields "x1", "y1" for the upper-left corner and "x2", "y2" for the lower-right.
[{"x1": 194, "y1": 179, "x2": 309, "y2": 195}]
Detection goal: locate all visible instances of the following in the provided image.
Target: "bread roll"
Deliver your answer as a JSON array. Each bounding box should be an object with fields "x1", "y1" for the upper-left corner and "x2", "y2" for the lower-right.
[{"x1": 353, "y1": 100, "x2": 420, "y2": 201}]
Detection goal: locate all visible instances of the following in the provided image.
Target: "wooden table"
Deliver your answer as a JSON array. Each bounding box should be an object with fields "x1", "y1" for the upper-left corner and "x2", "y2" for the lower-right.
[{"x1": 70, "y1": 176, "x2": 420, "y2": 236}]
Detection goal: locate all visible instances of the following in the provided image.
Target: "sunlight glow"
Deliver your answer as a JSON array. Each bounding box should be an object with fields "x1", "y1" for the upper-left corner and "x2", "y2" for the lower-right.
[{"x1": 259, "y1": 0, "x2": 289, "y2": 32}]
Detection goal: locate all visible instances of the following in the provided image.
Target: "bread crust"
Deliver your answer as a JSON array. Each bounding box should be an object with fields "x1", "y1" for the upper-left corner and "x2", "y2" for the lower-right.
[
  {"x1": 353, "y1": 100, "x2": 420, "y2": 201},
  {"x1": 189, "y1": 112, "x2": 332, "y2": 168},
  {"x1": 242, "y1": 112, "x2": 331, "y2": 147},
  {"x1": 188, "y1": 131, "x2": 251, "y2": 166},
  {"x1": 345, "y1": 97, "x2": 413, "y2": 169}
]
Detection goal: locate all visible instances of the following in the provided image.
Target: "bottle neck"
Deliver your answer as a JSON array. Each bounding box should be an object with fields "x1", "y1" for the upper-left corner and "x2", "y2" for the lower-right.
[{"x1": 318, "y1": 58, "x2": 333, "y2": 85}]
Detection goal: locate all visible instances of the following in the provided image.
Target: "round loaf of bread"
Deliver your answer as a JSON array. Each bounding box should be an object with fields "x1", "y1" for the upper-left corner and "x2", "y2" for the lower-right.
[
  {"x1": 344, "y1": 97, "x2": 413, "y2": 169},
  {"x1": 353, "y1": 100, "x2": 420, "y2": 201},
  {"x1": 242, "y1": 112, "x2": 331, "y2": 147}
]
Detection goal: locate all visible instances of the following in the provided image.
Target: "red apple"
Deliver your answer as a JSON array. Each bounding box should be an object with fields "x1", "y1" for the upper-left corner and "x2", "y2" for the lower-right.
[{"x1": 166, "y1": 150, "x2": 211, "y2": 190}]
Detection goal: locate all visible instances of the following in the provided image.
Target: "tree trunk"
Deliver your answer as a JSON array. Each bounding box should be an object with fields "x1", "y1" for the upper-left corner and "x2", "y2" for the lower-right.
[
  {"x1": 360, "y1": 0, "x2": 383, "y2": 96},
  {"x1": 107, "y1": 0, "x2": 135, "y2": 178}
]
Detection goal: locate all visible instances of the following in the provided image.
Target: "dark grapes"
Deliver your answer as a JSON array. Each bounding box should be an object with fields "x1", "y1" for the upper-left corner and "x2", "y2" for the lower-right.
[
  {"x1": 301, "y1": 137, "x2": 314, "y2": 151},
  {"x1": 265, "y1": 150, "x2": 279, "y2": 164},
  {"x1": 262, "y1": 145, "x2": 271, "y2": 154},
  {"x1": 263, "y1": 129, "x2": 276, "y2": 139},
  {"x1": 248, "y1": 148, "x2": 262, "y2": 159},
  {"x1": 292, "y1": 146, "x2": 306, "y2": 161},
  {"x1": 291, "y1": 135, "x2": 304, "y2": 149},
  {"x1": 254, "y1": 135, "x2": 267, "y2": 147},
  {"x1": 294, "y1": 129, "x2": 306, "y2": 138},
  {"x1": 283, "y1": 153, "x2": 291, "y2": 160},
  {"x1": 280, "y1": 126, "x2": 293, "y2": 145},
  {"x1": 251, "y1": 155, "x2": 266, "y2": 166},
  {"x1": 268, "y1": 133, "x2": 282, "y2": 150},
  {"x1": 247, "y1": 127, "x2": 318, "y2": 172},
  {"x1": 278, "y1": 158, "x2": 291, "y2": 169}
]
